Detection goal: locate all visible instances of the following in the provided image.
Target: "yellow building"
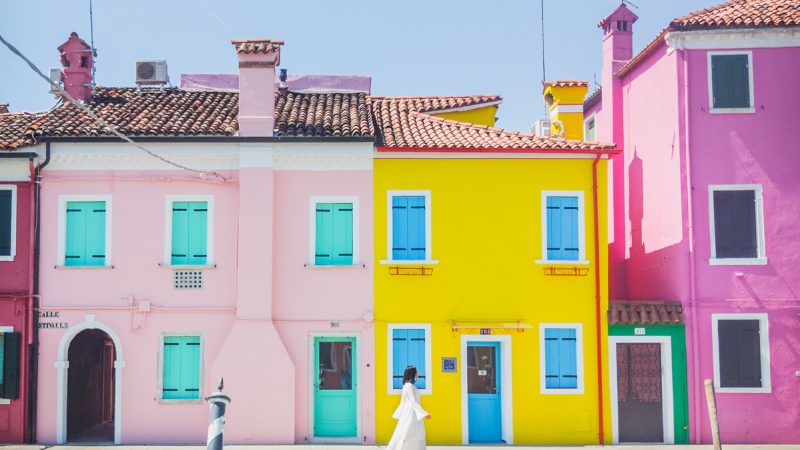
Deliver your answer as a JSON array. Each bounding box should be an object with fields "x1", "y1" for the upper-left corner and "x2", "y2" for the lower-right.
[{"x1": 370, "y1": 93, "x2": 618, "y2": 444}]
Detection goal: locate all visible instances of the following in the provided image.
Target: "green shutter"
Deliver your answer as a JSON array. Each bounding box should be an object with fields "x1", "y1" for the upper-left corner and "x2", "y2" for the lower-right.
[
  {"x1": 316, "y1": 203, "x2": 353, "y2": 265},
  {"x1": 172, "y1": 201, "x2": 207, "y2": 265},
  {"x1": 0, "y1": 334, "x2": 4, "y2": 385},
  {"x1": 163, "y1": 335, "x2": 201, "y2": 399},
  {"x1": 315, "y1": 203, "x2": 333, "y2": 265},
  {"x1": 712, "y1": 54, "x2": 750, "y2": 109},
  {"x1": 65, "y1": 201, "x2": 106, "y2": 266},
  {"x1": 0, "y1": 190, "x2": 11, "y2": 257},
  {"x1": 0, "y1": 332, "x2": 20, "y2": 399}
]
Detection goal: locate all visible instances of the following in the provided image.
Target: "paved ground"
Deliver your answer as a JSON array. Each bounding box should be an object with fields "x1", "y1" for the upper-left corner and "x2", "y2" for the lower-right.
[{"x1": 3, "y1": 445, "x2": 799, "y2": 450}]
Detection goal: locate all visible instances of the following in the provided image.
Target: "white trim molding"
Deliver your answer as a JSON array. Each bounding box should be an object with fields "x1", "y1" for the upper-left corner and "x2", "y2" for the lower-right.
[
  {"x1": 384, "y1": 190, "x2": 433, "y2": 263},
  {"x1": 708, "y1": 184, "x2": 767, "y2": 266},
  {"x1": 156, "y1": 332, "x2": 205, "y2": 404},
  {"x1": 539, "y1": 323, "x2": 585, "y2": 395},
  {"x1": 307, "y1": 331, "x2": 363, "y2": 444},
  {"x1": 551, "y1": 103, "x2": 584, "y2": 115},
  {"x1": 711, "y1": 313, "x2": 771, "y2": 393},
  {"x1": 308, "y1": 196, "x2": 361, "y2": 266},
  {"x1": 386, "y1": 323, "x2": 433, "y2": 395},
  {"x1": 538, "y1": 190, "x2": 588, "y2": 264},
  {"x1": 460, "y1": 334, "x2": 513, "y2": 445},
  {"x1": 706, "y1": 51, "x2": 755, "y2": 114},
  {"x1": 55, "y1": 314, "x2": 125, "y2": 444},
  {"x1": 666, "y1": 27, "x2": 800, "y2": 51},
  {"x1": 57, "y1": 194, "x2": 113, "y2": 267},
  {"x1": 0, "y1": 185, "x2": 17, "y2": 261},
  {"x1": 163, "y1": 195, "x2": 215, "y2": 267},
  {"x1": 608, "y1": 335, "x2": 675, "y2": 444}
]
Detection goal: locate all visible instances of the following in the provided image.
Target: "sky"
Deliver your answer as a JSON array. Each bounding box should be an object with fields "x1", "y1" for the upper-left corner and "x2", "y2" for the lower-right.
[{"x1": 0, "y1": 0, "x2": 717, "y2": 133}]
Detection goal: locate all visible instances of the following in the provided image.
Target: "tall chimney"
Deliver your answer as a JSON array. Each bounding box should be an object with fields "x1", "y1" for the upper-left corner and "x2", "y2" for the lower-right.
[
  {"x1": 231, "y1": 39, "x2": 284, "y2": 137},
  {"x1": 57, "y1": 32, "x2": 94, "y2": 102}
]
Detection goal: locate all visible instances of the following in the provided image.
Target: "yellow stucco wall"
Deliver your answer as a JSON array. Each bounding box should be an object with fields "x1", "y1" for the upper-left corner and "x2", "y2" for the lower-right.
[
  {"x1": 432, "y1": 105, "x2": 497, "y2": 127},
  {"x1": 544, "y1": 85, "x2": 588, "y2": 141},
  {"x1": 374, "y1": 157, "x2": 612, "y2": 445}
]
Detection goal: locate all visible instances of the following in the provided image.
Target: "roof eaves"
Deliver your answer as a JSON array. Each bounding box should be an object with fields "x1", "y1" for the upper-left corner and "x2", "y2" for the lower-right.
[{"x1": 615, "y1": 28, "x2": 669, "y2": 78}]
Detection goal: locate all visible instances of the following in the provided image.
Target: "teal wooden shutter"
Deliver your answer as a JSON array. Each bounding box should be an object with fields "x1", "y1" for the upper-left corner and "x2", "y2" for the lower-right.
[
  {"x1": 392, "y1": 328, "x2": 426, "y2": 389},
  {"x1": 712, "y1": 54, "x2": 750, "y2": 109},
  {"x1": 315, "y1": 203, "x2": 333, "y2": 265},
  {"x1": 0, "y1": 332, "x2": 21, "y2": 399},
  {"x1": 392, "y1": 196, "x2": 425, "y2": 261},
  {"x1": 163, "y1": 335, "x2": 201, "y2": 399},
  {"x1": 332, "y1": 204, "x2": 353, "y2": 265},
  {"x1": 546, "y1": 196, "x2": 579, "y2": 261},
  {"x1": 544, "y1": 328, "x2": 577, "y2": 389},
  {"x1": 65, "y1": 201, "x2": 106, "y2": 266},
  {"x1": 172, "y1": 201, "x2": 207, "y2": 265},
  {"x1": 0, "y1": 190, "x2": 11, "y2": 257}
]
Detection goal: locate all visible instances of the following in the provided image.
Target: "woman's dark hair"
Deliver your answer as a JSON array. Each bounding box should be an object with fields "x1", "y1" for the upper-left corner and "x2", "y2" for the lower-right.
[{"x1": 402, "y1": 366, "x2": 418, "y2": 385}]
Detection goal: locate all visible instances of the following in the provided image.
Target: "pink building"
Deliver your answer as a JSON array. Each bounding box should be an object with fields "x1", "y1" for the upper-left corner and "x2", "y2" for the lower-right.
[
  {"x1": 5, "y1": 33, "x2": 376, "y2": 444},
  {"x1": 591, "y1": 1, "x2": 800, "y2": 444}
]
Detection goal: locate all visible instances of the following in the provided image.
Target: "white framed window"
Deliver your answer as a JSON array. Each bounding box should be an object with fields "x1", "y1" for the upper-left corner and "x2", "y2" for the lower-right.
[
  {"x1": 381, "y1": 190, "x2": 436, "y2": 264},
  {"x1": 712, "y1": 313, "x2": 771, "y2": 393},
  {"x1": 387, "y1": 324, "x2": 432, "y2": 395},
  {"x1": 708, "y1": 185, "x2": 766, "y2": 265},
  {"x1": 57, "y1": 195, "x2": 113, "y2": 267},
  {"x1": 539, "y1": 323, "x2": 584, "y2": 394},
  {"x1": 537, "y1": 191, "x2": 588, "y2": 265},
  {"x1": 157, "y1": 332, "x2": 204, "y2": 402},
  {"x1": 0, "y1": 185, "x2": 17, "y2": 262},
  {"x1": 308, "y1": 196, "x2": 360, "y2": 267},
  {"x1": 164, "y1": 195, "x2": 214, "y2": 267},
  {"x1": 707, "y1": 51, "x2": 755, "y2": 114},
  {"x1": 583, "y1": 114, "x2": 596, "y2": 142}
]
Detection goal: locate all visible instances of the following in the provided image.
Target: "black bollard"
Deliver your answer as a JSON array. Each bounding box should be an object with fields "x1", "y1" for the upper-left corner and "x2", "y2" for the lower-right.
[{"x1": 206, "y1": 378, "x2": 231, "y2": 450}]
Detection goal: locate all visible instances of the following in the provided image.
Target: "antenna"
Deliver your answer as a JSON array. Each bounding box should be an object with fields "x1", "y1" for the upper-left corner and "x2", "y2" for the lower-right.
[
  {"x1": 622, "y1": 0, "x2": 639, "y2": 9},
  {"x1": 89, "y1": 0, "x2": 97, "y2": 86},
  {"x1": 540, "y1": 0, "x2": 547, "y2": 117}
]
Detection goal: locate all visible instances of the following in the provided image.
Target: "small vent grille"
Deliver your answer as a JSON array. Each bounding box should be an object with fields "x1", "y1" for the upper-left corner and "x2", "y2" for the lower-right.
[{"x1": 174, "y1": 270, "x2": 203, "y2": 289}]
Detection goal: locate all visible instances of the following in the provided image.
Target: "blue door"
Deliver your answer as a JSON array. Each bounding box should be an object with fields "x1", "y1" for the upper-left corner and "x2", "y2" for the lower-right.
[{"x1": 467, "y1": 342, "x2": 503, "y2": 443}]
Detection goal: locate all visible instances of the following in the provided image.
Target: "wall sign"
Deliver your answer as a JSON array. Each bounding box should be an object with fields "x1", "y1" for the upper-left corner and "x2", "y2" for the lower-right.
[
  {"x1": 442, "y1": 357, "x2": 457, "y2": 373},
  {"x1": 38, "y1": 310, "x2": 68, "y2": 329},
  {"x1": 634, "y1": 327, "x2": 646, "y2": 335}
]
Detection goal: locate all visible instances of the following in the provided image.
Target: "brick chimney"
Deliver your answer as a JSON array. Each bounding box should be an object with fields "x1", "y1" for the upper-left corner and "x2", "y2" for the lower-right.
[
  {"x1": 542, "y1": 80, "x2": 589, "y2": 140},
  {"x1": 57, "y1": 32, "x2": 94, "y2": 102},
  {"x1": 231, "y1": 39, "x2": 284, "y2": 137}
]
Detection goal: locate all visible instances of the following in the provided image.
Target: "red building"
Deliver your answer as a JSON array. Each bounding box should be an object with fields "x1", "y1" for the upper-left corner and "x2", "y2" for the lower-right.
[{"x1": 0, "y1": 117, "x2": 39, "y2": 443}]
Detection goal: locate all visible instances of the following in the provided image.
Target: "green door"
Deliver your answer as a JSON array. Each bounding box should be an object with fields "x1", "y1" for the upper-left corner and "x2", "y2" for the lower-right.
[{"x1": 314, "y1": 337, "x2": 357, "y2": 437}]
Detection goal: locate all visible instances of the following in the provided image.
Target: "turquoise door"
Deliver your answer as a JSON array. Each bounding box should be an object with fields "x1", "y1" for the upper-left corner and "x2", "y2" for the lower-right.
[
  {"x1": 467, "y1": 341, "x2": 503, "y2": 443},
  {"x1": 314, "y1": 337, "x2": 357, "y2": 437}
]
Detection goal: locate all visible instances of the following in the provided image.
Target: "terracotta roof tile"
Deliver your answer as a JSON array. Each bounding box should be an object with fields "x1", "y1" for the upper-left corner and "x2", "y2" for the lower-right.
[
  {"x1": 0, "y1": 112, "x2": 47, "y2": 150},
  {"x1": 274, "y1": 91, "x2": 373, "y2": 137},
  {"x1": 608, "y1": 301, "x2": 685, "y2": 325},
  {"x1": 371, "y1": 95, "x2": 615, "y2": 151},
  {"x1": 231, "y1": 39, "x2": 285, "y2": 54},
  {"x1": 670, "y1": 0, "x2": 800, "y2": 31},
  {"x1": 543, "y1": 80, "x2": 588, "y2": 88}
]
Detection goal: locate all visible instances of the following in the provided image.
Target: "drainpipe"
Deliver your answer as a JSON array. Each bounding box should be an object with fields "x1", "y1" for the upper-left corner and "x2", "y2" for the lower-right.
[
  {"x1": 25, "y1": 158, "x2": 35, "y2": 442},
  {"x1": 592, "y1": 154, "x2": 605, "y2": 445},
  {"x1": 28, "y1": 141, "x2": 50, "y2": 442}
]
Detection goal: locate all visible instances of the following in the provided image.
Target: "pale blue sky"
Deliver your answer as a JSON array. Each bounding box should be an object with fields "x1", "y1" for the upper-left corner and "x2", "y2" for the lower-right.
[{"x1": 1, "y1": 0, "x2": 715, "y2": 133}]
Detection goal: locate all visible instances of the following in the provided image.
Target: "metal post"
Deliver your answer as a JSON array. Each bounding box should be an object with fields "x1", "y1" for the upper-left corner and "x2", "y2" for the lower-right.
[
  {"x1": 704, "y1": 379, "x2": 722, "y2": 450},
  {"x1": 206, "y1": 378, "x2": 231, "y2": 450}
]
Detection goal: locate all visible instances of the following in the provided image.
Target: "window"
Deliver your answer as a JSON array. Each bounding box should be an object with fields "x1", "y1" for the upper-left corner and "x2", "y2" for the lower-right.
[
  {"x1": 165, "y1": 196, "x2": 213, "y2": 266},
  {"x1": 540, "y1": 324, "x2": 583, "y2": 394},
  {"x1": 0, "y1": 328, "x2": 21, "y2": 400},
  {"x1": 708, "y1": 52, "x2": 754, "y2": 112},
  {"x1": 384, "y1": 191, "x2": 433, "y2": 263},
  {"x1": 0, "y1": 186, "x2": 16, "y2": 261},
  {"x1": 708, "y1": 185, "x2": 766, "y2": 265},
  {"x1": 539, "y1": 191, "x2": 587, "y2": 264},
  {"x1": 161, "y1": 335, "x2": 202, "y2": 400},
  {"x1": 388, "y1": 324, "x2": 431, "y2": 394},
  {"x1": 712, "y1": 314, "x2": 770, "y2": 393},
  {"x1": 64, "y1": 200, "x2": 108, "y2": 266},
  {"x1": 309, "y1": 197, "x2": 359, "y2": 266},
  {"x1": 583, "y1": 115, "x2": 596, "y2": 142}
]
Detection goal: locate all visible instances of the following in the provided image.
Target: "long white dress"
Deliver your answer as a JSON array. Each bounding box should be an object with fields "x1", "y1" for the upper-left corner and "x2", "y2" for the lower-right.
[{"x1": 387, "y1": 382, "x2": 429, "y2": 450}]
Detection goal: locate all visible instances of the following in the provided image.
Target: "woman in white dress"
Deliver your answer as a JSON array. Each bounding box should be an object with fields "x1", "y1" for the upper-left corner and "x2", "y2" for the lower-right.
[{"x1": 387, "y1": 366, "x2": 431, "y2": 450}]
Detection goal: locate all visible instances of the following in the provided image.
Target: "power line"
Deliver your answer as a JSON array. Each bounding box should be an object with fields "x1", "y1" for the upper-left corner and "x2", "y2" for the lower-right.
[
  {"x1": 89, "y1": 0, "x2": 97, "y2": 84},
  {"x1": 0, "y1": 33, "x2": 227, "y2": 182},
  {"x1": 540, "y1": 0, "x2": 547, "y2": 117}
]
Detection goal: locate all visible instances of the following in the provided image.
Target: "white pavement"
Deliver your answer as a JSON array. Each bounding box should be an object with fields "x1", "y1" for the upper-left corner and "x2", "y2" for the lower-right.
[{"x1": 3, "y1": 445, "x2": 799, "y2": 450}]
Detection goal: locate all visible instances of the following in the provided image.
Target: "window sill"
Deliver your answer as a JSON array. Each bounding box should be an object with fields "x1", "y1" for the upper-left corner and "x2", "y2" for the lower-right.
[
  {"x1": 540, "y1": 388, "x2": 585, "y2": 395},
  {"x1": 158, "y1": 398, "x2": 204, "y2": 405},
  {"x1": 535, "y1": 259, "x2": 590, "y2": 265},
  {"x1": 0, "y1": 256, "x2": 15, "y2": 262},
  {"x1": 159, "y1": 263, "x2": 217, "y2": 270},
  {"x1": 379, "y1": 259, "x2": 439, "y2": 265},
  {"x1": 304, "y1": 263, "x2": 366, "y2": 269},
  {"x1": 55, "y1": 265, "x2": 114, "y2": 269},
  {"x1": 715, "y1": 386, "x2": 771, "y2": 394},
  {"x1": 709, "y1": 107, "x2": 755, "y2": 114},
  {"x1": 0, "y1": 398, "x2": 9, "y2": 405},
  {"x1": 709, "y1": 257, "x2": 767, "y2": 266}
]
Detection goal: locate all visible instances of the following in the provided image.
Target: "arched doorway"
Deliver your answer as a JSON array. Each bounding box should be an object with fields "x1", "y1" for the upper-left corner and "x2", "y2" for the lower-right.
[{"x1": 66, "y1": 329, "x2": 116, "y2": 443}]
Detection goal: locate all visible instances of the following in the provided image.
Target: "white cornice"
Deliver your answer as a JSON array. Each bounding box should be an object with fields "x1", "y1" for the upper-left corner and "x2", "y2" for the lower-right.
[
  {"x1": 0, "y1": 158, "x2": 34, "y2": 182},
  {"x1": 666, "y1": 27, "x2": 800, "y2": 51}
]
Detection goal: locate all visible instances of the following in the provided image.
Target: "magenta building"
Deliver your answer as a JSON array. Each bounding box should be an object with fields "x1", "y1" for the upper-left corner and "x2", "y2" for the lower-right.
[{"x1": 591, "y1": 1, "x2": 800, "y2": 444}]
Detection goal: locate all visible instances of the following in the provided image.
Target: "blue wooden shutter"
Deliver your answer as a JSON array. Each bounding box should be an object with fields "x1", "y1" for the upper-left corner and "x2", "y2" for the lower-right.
[
  {"x1": 409, "y1": 329, "x2": 426, "y2": 389},
  {"x1": 172, "y1": 201, "x2": 207, "y2": 265},
  {"x1": 0, "y1": 190, "x2": 11, "y2": 257},
  {"x1": 546, "y1": 196, "x2": 579, "y2": 261},
  {"x1": 392, "y1": 329, "x2": 408, "y2": 389},
  {"x1": 392, "y1": 328, "x2": 426, "y2": 389},
  {"x1": 544, "y1": 328, "x2": 561, "y2": 388},
  {"x1": 163, "y1": 336, "x2": 201, "y2": 399},
  {"x1": 392, "y1": 197, "x2": 408, "y2": 260},
  {"x1": 712, "y1": 54, "x2": 750, "y2": 109},
  {"x1": 392, "y1": 196, "x2": 426, "y2": 261},
  {"x1": 544, "y1": 328, "x2": 578, "y2": 389},
  {"x1": 65, "y1": 201, "x2": 106, "y2": 266}
]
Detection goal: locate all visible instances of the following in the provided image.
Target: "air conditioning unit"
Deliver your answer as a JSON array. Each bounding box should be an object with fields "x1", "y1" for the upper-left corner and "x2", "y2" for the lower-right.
[
  {"x1": 135, "y1": 60, "x2": 169, "y2": 85},
  {"x1": 49, "y1": 68, "x2": 63, "y2": 95},
  {"x1": 532, "y1": 119, "x2": 551, "y2": 137}
]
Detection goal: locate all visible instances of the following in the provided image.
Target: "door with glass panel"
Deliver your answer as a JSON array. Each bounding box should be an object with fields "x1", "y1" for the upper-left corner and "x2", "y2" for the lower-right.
[{"x1": 313, "y1": 337, "x2": 357, "y2": 437}]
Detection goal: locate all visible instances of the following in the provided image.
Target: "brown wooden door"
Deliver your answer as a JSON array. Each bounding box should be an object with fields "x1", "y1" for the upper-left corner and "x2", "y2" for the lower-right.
[{"x1": 617, "y1": 343, "x2": 663, "y2": 442}]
